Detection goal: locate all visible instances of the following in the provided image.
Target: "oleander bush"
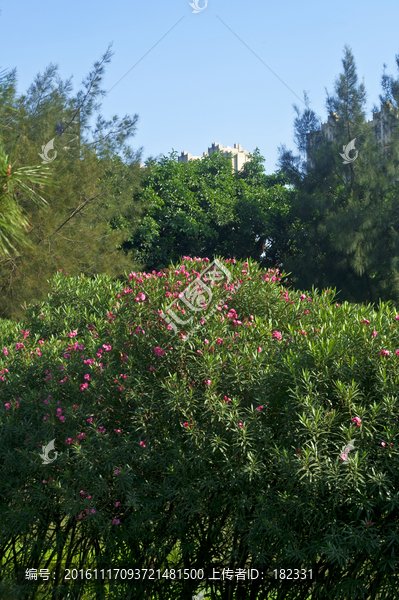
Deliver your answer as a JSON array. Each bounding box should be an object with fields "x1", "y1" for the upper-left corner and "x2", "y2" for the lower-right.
[{"x1": 0, "y1": 257, "x2": 398, "y2": 600}]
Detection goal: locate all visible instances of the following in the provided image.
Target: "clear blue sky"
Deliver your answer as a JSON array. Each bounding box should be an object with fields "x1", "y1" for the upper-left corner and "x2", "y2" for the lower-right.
[{"x1": 2, "y1": 0, "x2": 399, "y2": 173}]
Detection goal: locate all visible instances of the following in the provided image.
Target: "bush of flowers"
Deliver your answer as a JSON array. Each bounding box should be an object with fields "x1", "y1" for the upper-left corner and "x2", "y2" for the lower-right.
[{"x1": 0, "y1": 257, "x2": 398, "y2": 600}]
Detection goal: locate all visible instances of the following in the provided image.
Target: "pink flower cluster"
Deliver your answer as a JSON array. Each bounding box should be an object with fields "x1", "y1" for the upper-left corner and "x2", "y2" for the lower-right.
[{"x1": 56, "y1": 407, "x2": 65, "y2": 423}]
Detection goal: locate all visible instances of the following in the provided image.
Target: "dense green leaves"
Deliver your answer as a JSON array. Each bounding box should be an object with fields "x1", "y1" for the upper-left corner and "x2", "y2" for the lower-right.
[
  {"x1": 119, "y1": 148, "x2": 292, "y2": 272},
  {"x1": 0, "y1": 259, "x2": 398, "y2": 599},
  {"x1": 0, "y1": 48, "x2": 146, "y2": 321},
  {"x1": 277, "y1": 45, "x2": 399, "y2": 308}
]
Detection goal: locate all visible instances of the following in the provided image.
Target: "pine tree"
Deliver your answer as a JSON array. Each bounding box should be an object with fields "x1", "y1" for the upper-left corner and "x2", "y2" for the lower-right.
[
  {"x1": 279, "y1": 45, "x2": 399, "y2": 306},
  {"x1": 0, "y1": 46, "x2": 147, "y2": 320}
]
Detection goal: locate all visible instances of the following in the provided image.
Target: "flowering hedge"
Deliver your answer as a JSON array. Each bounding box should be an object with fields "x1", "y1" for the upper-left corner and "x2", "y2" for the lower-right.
[{"x1": 0, "y1": 258, "x2": 398, "y2": 599}]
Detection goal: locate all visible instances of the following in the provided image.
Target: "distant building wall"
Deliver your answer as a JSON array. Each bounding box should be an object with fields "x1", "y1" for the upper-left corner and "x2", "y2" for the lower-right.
[{"x1": 178, "y1": 142, "x2": 251, "y2": 172}]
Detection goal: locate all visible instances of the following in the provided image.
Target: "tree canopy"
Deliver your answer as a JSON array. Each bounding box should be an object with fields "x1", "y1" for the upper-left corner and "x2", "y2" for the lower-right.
[
  {"x1": 277, "y1": 45, "x2": 399, "y2": 307},
  {"x1": 119, "y1": 147, "x2": 293, "y2": 272},
  {"x1": 0, "y1": 45, "x2": 147, "y2": 320}
]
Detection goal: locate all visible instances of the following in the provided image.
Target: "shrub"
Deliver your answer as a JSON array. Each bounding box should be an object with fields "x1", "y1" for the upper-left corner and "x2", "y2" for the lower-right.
[{"x1": 0, "y1": 258, "x2": 398, "y2": 599}]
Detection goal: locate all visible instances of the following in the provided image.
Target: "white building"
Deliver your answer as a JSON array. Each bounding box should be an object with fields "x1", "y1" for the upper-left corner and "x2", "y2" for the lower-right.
[{"x1": 178, "y1": 142, "x2": 251, "y2": 172}]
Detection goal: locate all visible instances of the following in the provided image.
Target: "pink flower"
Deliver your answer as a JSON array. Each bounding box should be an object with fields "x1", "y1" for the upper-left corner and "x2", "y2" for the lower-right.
[
  {"x1": 78, "y1": 433, "x2": 86, "y2": 440},
  {"x1": 80, "y1": 490, "x2": 86, "y2": 495},
  {"x1": 272, "y1": 331, "x2": 282, "y2": 340},
  {"x1": 352, "y1": 417, "x2": 362, "y2": 427},
  {"x1": 223, "y1": 396, "x2": 231, "y2": 403},
  {"x1": 114, "y1": 469, "x2": 119, "y2": 475},
  {"x1": 42, "y1": 480, "x2": 47, "y2": 484},
  {"x1": 114, "y1": 429, "x2": 121, "y2": 434},
  {"x1": 78, "y1": 514, "x2": 83, "y2": 519},
  {"x1": 205, "y1": 380, "x2": 211, "y2": 386},
  {"x1": 197, "y1": 350, "x2": 202, "y2": 355},
  {"x1": 91, "y1": 509, "x2": 95, "y2": 514},
  {"x1": 68, "y1": 330, "x2": 78, "y2": 338},
  {"x1": 86, "y1": 509, "x2": 90, "y2": 515},
  {"x1": 238, "y1": 422, "x2": 243, "y2": 427},
  {"x1": 87, "y1": 417, "x2": 93, "y2": 424},
  {"x1": 340, "y1": 453, "x2": 348, "y2": 461},
  {"x1": 112, "y1": 519, "x2": 120, "y2": 525},
  {"x1": 372, "y1": 331, "x2": 377, "y2": 337},
  {"x1": 3, "y1": 347, "x2": 8, "y2": 355},
  {"x1": 103, "y1": 344, "x2": 112, "y2": 352},
  {"x1": 80, "y1": 383, "x2": 89, "y2": 391},
  {"x1": 140, "y1": 441, "x2": 146, "y2": 447},
  {"x1": 183, "y1": 422, "x2": 189, "y2": 428},
  {"x1": 154, "y1": 346, "x2": 165, "y2": 357},
  {"x1": 59, "y1": 416, "x2": 65, "y2": 423},
  {"x1": 216, "y1": 338, "x2": 223, "y2": 344},
  {"x1": 381, "y1": 442, "x2": 386, "y2": 447},
  {"x1": 4, "y1": 403, "x2": 10, "y2": 409},
  {"x1": 149, "y1": 366, "x2": 155, "y2": 371},
  {"x1": 87, "y1": 495, "x2": 91, "y2": 499},
  {"x1": 15, "y1": 343, "x2": 24, "y2": 350},
  {"x1": 115, "y1": 501, "x2": 120, "y2": 507},
  {"x1": 256, "y1": 406, "x2": 264, "y2": 411},
  {"x1": 257, "y1": 347, "x2": 262, "y2": 353},
  {"x1": 204, "y1": 339, "x2": 209, "y2": 344}
]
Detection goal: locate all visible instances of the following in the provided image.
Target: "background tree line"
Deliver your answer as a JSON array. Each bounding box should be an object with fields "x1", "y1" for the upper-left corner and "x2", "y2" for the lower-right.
[
  {"x1": 1, "y1": 43, "x2": 399, "y2": 320},
  {"x1": 0, "y1": 43, "x2": 147, "y2": 321},
  {"x1": 277, "y1": 44, "x2": 399, "y2": 306}
]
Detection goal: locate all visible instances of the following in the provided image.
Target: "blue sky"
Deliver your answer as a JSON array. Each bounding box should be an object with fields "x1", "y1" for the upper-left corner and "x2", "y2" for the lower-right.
[{"x1": 2, "y1": 0, "x2": 399, "y2": 173}]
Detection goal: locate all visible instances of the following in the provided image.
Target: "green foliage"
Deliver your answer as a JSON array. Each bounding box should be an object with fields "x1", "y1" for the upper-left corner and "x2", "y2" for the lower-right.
[
  {"x1": 0, "y1": 47, "x2": 147, "y2": 321},
  {"x1": 0, "y1": 259, "x2": 398, "y2": 599},
  {"x1": 119, "y1": 148, "x2": 292, "y2": 272},
  {"x1": 277, "y1": 45, "x2": 399, "y2": 307}
]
